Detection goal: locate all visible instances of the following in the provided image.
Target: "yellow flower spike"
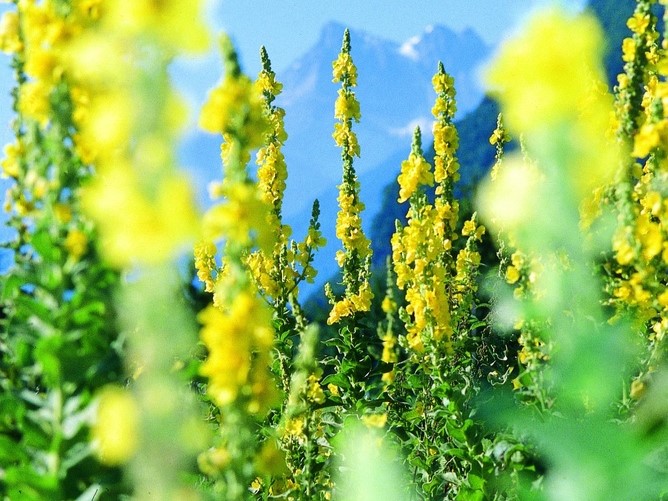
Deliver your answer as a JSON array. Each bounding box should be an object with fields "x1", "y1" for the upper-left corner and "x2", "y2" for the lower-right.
[
  {"x1": 329, "y1": 28, "x2": 374, "y2": 325},
  {"x1": 332, "y1": 52, "x2": 358, "y2": 86},
  {"x1": 200, "y1": 37, "x2": 270, "y2": 149}
]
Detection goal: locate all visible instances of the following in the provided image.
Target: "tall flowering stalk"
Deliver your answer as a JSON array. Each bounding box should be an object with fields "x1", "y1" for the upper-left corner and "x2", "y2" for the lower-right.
[
  {"x1": 388, "y1": 64, "x2": 492, "y2": 498},
  {"x1": 54, "y1": 1, "x2": 209, "y2": 499},
  {"x1": 607, "y1": 1, "x2": 668, "y2": 398},
  {"x1": 323, "y1": 29, "x2": 374, "y2": 408},
  {"x1": 0, "y1": 2, "x2": 126, "y2": 498},
  {"x1": 477, "y1": 9, "x2": 668, "y2": 499},
  {"x1": 244, "y1": 46, "x2": 326, "y2": 329},
  {"x1": 326, "y1": 29, "x2": 373, "y2": 327},
  {"x1": 196, "y1": 36, "x2": 285, "y2": 499},
  {"x1": 392, "y1": 127, "x2": 449, "y2": 352},
  {"x1": 486, "y1": 119, "x2": 553, "y2": 402}
]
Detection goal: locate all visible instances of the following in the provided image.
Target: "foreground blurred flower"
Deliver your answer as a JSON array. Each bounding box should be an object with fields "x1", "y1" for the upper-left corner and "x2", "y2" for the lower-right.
[{"x1": 92, "y1": 386, "x2": 139, "y2": 466}]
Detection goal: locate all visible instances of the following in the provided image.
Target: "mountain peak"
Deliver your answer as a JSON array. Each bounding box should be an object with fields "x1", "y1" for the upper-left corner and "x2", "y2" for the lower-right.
[{"x1": 398, "y1": 24, "x2": 489, "y2": 69}]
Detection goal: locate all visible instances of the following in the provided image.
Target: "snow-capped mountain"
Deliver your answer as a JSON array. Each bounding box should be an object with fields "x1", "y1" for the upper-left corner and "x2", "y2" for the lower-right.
[
  {"x1": 277, "y1": 21, "x2": 490, "y2": 217},
  {"x1": 178, "y1": 21, "x2": 491, "y2": 299}
]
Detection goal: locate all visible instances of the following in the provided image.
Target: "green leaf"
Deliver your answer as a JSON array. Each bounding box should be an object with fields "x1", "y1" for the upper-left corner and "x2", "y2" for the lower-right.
[
  {"x1": 1, "y1": 274, "x2": 22, "y2": 301},
  {"x1": 71, "y1": 301, "x2": 106, "y2": 325},
  {"x1": 30, "y1": 230, "x2": 61, "y2": 262},
  {"x1": 322, "y1": 372, "x2": 351, "y2": 390},
  {"x1": 468, "y1": 473, "x2": 485, "y2": 491}
]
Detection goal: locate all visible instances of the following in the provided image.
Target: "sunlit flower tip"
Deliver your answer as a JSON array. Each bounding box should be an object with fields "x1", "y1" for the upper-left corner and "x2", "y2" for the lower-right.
[
  {"x1": 477, "y1": 155, "x2": 539, "y2": 232},
  {"x1": 92, "y1": 386, "x2": 139, "y2": 466},
  {"x1": 432, "y1": 66, "x2": 454, "y2": 95}
]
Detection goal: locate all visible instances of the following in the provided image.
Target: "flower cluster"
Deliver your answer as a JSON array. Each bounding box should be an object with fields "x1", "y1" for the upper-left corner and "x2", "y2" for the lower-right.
[
  {"x1": 199, "y1": 292, "x2": 277, "y2": 412},
  {"x1": 392, "y1": 127, "x2": 453, "y2": 352}
]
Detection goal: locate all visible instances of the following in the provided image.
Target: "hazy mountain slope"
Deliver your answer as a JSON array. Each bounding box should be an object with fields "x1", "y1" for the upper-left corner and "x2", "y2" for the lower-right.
[{"x1": 586, "y1": 0, "x2": 635, "y2": 86}]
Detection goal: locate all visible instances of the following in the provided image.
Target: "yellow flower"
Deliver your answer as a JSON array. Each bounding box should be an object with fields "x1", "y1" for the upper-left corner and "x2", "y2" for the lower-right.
[
  {"x1": 18, "y1": 81, "x2": 51, "y2": 126},
  {"x1": 633, "y1": 123, "x2": 661, "y2": 158},
  {"x1": 1, "y1": 142, "x2": 22, "y2": 179},
  {"x1": 622, "y1": 37, "x2": 636, "y2": 63},
  {"x1": 285, "y1": 416, "x2": 306, "y2": 437},
  {"x1": 333, "y1": 122, "x2": 361, "y2": 157},
  {"x1": 486, "y1": 9, "x2": 605, "y2": 132},
  {"x1": 334, "y1": 89, "x2": 361, "y2": 122},
  {"x1": 255, "y1": 69, "x2": 283, "y2": 96},
  {"x1": 432, "y1": 71, "x2": 455, "y2": 95},
  {"x1": 306, "y1": 375, "x2": 326, "y2": 404},
  {"x1": 194, "y1": 240, "x2": 217, "y2": 293},
  {"x1": 199, "y1": 74, "x2": 269, "y2": 148},
  {"x1": 25, "y1": 47, "x2": 60, "y2": 82},
  {"x1": 381, "y1": 296, "x2": 396, "y2": 314},
  {"x1": 92, "y1": 386, "x2": 139, "y2": 466},
  {"x1": 462, "y1": 220, "x2": 477, "y2": 237},
  {"x1": 397, "y1": 151, "x2": 434, "y2": 203},
  {"x1": 202, "y1": 183, "x2": 271, "y2": 251},
  {"x1": 199, "y1": 292, "x2": 276, "y2": 410},
  {"x1": 0, "y1": 11, "x2": 22, "y2": 54},
  {"x1": 64, "y1": 229, "x2": 88, "y2": 260},
  {"x1": 361, "y1": 413, "x2": 387, "y2": 428},
  {"x1": 627, "y1": 13, "x2": 650, "y2": 34},
  {"x1": 332, "y1": 52, "x2": 358, "y2": 86},
  {"x1": 613, "y1": 229, "x2": 635, "y2": 265},
  {"x1": 506, "y1": 265, "x2": 521, "y2": 285}
]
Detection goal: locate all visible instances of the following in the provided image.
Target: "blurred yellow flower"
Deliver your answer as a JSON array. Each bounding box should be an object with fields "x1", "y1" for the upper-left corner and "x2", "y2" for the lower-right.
[
  {"x1": 92, "y1": 386, "x2": 139, "y2": 466},
  {"x1": 0, "y1": 11, "x2": 22, "y2": 54},
  {"x1": 486, "y1": 9, "x2": 605, "y2": 132}
]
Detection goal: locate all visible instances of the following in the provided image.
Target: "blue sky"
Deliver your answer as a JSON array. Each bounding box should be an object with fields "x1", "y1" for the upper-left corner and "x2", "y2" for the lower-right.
[
  {"x1": 0, "y1": 0, "x2": 587, "y2": 153},
  {"x1": 211, "y1": 0, "x2": 587, "y2": 75}
]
